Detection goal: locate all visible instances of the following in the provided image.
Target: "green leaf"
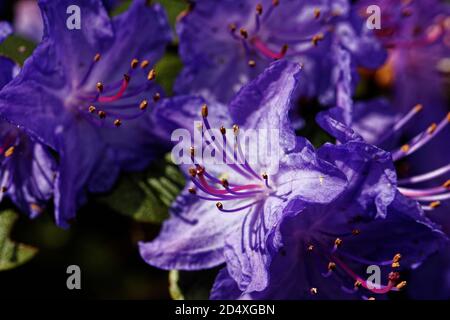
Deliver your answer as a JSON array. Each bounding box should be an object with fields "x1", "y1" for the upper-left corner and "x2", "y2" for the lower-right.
[
  {"x1": 169, "y1": 269, "x2": 219, "y2": 300},
  {"x1": 111, "y1": 0, "x2": 188, "y2": 29},
  {"x1": 0, "y1": 35, "x2": 36, "y2": 65},
  {"x1": 0, "y1": 210, "x2": 38, "y2": 271},
  {"x1": 156, "y1": 0, "x2": 189, "y2": 28},
  {"x1": 155, "y1": 52, "x2": 183, "y2": 96},
  {"x1": 98, "y1": 156, "x2": 185, "y2": 224}
]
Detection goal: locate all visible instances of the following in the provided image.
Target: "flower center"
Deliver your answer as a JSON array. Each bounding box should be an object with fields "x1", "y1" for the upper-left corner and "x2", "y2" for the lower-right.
[
  {"x1": 227, "y1": 2, "x2": 333, "y2": 68},
  {"x1": 71, "y1": 54, "x2": 161, "y2": 128},
  {"x1": 187, "y1": 104, "x2": 275, "y2": 213}
]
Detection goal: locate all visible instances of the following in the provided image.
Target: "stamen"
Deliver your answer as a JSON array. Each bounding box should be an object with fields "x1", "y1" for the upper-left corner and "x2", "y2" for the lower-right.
[
  {"x1": 228, "y1": 23, "x2": 237, "y2": 33},
  {"x1": 256, "y1": 3, "x2": 263, "y2": 15},
  {"x1": 310, "y1": 287, "x2": 318, "y2": 295},
  {"x1": 240, "y1": 28, "x2": 248, "y2": 39},
  {"x1": 153, "y1": 92, "x2": 161, "y2": 103},
  {"x1": 140, "y1": 60, "x2": 150, "y2": 69},
  {"x1": 311, "y1": 33, "x2": 324, "y2": 46},
  {"x1": 97, "y1": 74, "x2": 130, "y2": 103},
  {"x1": 378, "y1": 104, "x2": 423, "y2": 144},
  {"x1": 392, "y1": 113, "x2": 450, "y2": 161},
  {"x1": 139, "y1": 100, "x2": 149, "y2": 110},
  {"x1": 147, "y1": 69, "x2": 157, "y2": 81},
  {"x1": 314, "y1": 8, "x2": 321, "y2": 19},
  {"x1": 88, "y1": 105, "x2": 96, "y2": 113},
  {"x1": 131, "y1": 58, "x2": 139, "y2": 69},
  {"x1": 216, "y1": 200, "x2": 263, "y2": 213},
  {"x1": 4, "y1": 146, "x2": 14, "y2": 158},
  {"x1": 98, "y1": 110, "x2": 106, "y2": 119},
  {"x1": 251, "y1": 37, "x2": 288, "y2": 60},
  {"x1": 398, "y1": 163, "x2": 450, "y2": 185},
  {"x1": 248, "y1": 60, "x2": 256, "y2": 67},
  {"x1": 94, "y1": 53, "x2": 101, "y2": 62},
  {"x1": 114, "y1": 119, "x2": 122, "y2": 127},
  {"x1": 96, "y1": 82, "x2": 104, "y2": 93}
]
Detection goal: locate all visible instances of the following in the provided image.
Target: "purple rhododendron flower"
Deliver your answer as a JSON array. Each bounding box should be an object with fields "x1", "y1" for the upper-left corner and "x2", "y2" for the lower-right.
[
  {"x1": 0, "y1": 23, "x2": 56, "y2": 218},
  {"x1": 0, "y1": 0, "x2": 172, "y2": 227},
  {"x1": 140, "y1": 60, "x2": 444, "y2": 299},
  {"x1": 357, "y1": 0, "x2": 450, "y2": 174},
  {"x1": 175, "y1": 0, "x2": 386, "y2": 104},
  {"x1": 318, "y1": 100, "x2": 450, "y2": 299}
]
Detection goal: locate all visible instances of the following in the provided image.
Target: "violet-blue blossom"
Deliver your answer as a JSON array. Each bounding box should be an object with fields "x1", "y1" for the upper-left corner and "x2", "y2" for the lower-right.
[
  {"x1": 0, "y1": 22, "x2": 56, "y2": 218},
  {"x1": 140, "y1": 60, "x2": 444, "y2": 299},
  {"x1": 175, "y1": 0, "x2": 386, "y2": 104},
  {"x1": 0, "y1": 0, "x2": 172, "y2": 227}
]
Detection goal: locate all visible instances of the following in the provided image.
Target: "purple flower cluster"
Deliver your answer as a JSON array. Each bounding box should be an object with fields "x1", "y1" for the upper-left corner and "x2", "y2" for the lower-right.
[{"x1": 0, "y1": 0, "x2": 449, "y2": 299}]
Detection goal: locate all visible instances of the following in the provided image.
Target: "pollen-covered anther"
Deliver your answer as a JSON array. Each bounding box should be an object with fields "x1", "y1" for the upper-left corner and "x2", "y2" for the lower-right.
[
  {"x1": 188, "y1": 167, "x2": 197, "y2": 177},
  {"x1": 393, "y1": 253, "x2": 402, "y2": 263},
  {"x1": 220, "y1": 126, "x2": 226, "y2": 135},
  {"x1": 248, "y1": 60, "x2": 256, "y2": 67},
  {"x1": 96, "y1": 82, "x2": 104, "y2": 93},
  {"x1": 98, "y1": 110, "x2": 106, "y2": 119},
  {"x1": 311, "y1": 33, "x2": 324, "y2": 46},
  {"x1": 4, "y1": 146, "x2": 15, "y2": 158},
  {"x1": 396, "y1": 281, "x2": 407, "y2": 290},
  {"x1": 368, "y1": 297, "x2": 376, "y2": 301},
  {"x1": 446, "y1": 112, "x2": 450, "y2": 122},
  {"x1": 240, "y1": 28, "x2": 248, "y2": 39},
  {"x1": 313, "y1": 8, "x2": 321, "y2": 19},
  {"x1": 233, "y1": 124, "x2": 239, "y2": 135},
  {"x1": 153, "y1": 92, "x2": 161, "y2": 103},
  {"x1": 307, "y1": 244, "x2": 314, "y2": 251},
  {"x1": 94, "y1": 53, "x2": 101, "y2": 62},
  {"x1": 327, "y1": 262, "x2": 336, "y2": 271},
  {"x1": 139, "y1": 100, "x2": 149, "y2": 110},
  {"x1": 221, "y1": 179, "x2": 229, "y2": 188},
  {"x1": 216, "y1": 202, "x2": 224, "y2": 210},
  {"x1": 201, "y1": 104, "x2": 208, "y2": 118},
  {"x1": 228, "y1": 23, "x2": 237, "y2": 33},
  {"x1": 430, "y1": 201, "x2": 441, "y2": 208},
  {"x1": 140, "y1": 60, "x2": 150, "y2": 69},
  {"x1": 427, "y1": 123, "x2": 437, "y2": 134},
  {"x1": 256, "y1": 3, "x2": 263, "y2": 15},
  {"x1": 413, "y1": 103, "x2": 423, "y2": 113},
  {"x1": 114, "y1": 119, "x2": 122, "y2": 127},
  {"x1": 262, "y1": 173, "x2": 268, "y2": 180},
  {"x1": 188, "y1": 187, "x2": 196, "y2": 194},
  {"x1": 310, "y1": 287, "x2": 318, "y2": 295},
  {"x1": 88, "y1": 105, "x2": 96, "y2": 113},
  {"x1": 131, "y1": 58, "x2": 139, "y2": 69},
  {"x1": 272, "y1": 0, "x2": 279, "y2": 6},
  {"x1": 196, "y1": 166, "x2": 205, "y2": 176},
  {"x1": 443, "y1": 180, "x2": 450, "y2": 189},
  {"x1": 147, "y1": 69, "x2": 157, "y2": 81},
  {"x1": 334, "y1": 238, "x2": 343, "y2": 247},
  {"x1": 354, "y1": 280, "x2": 362, "y2": 289},
  {"x1": 401, "y1": 144, "x2": 410, "y2": 153}
]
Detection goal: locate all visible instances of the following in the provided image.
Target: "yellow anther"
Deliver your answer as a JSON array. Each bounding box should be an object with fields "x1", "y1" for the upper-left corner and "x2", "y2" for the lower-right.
[
  {"x1": 131, "y1": 58, "x2": 139, "y2": 69},
  {"x1": 139, "y1": 100, "x2": 149, "y2": 110},
  {"x1": 201, "y1": 104, "x2": 208, "y2": 117},
  {"x1": 147, "y1": 69, "x2": 156, "y2": 81},
  {"x1": 4, "y1": 146, "x2": 15, "y2": 158},
  {"x1": 96, "y1": 82, "x2": 104, "y2": 92},
  {"x1": 401, "y1": 144, "x2": 410, "y2": 153}
]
